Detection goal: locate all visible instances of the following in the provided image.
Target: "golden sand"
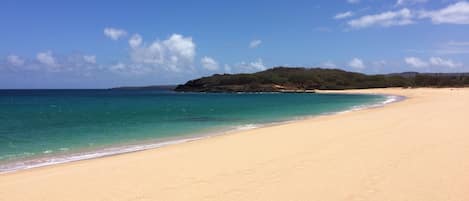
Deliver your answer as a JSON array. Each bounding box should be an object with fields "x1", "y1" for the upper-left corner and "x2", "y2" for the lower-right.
[{"x1": 1, "y1": 88, "x2": 468, "y2": 201}]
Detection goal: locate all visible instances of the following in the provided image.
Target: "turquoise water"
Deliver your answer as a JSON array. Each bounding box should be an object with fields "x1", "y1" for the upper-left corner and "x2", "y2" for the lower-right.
[{"x1": 0, "y1": 89, "x2": 390, "y2": 172}]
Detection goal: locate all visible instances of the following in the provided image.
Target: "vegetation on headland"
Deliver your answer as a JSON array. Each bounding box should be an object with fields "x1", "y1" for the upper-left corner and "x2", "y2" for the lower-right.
[{"x1": 174, "y1": 67, "x2": 469, "y2": 92}]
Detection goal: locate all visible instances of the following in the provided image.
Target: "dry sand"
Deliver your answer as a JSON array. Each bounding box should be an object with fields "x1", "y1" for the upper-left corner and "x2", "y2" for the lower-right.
[{"x1": 1, "y1": 88, "x2": 468, "y2": 201}]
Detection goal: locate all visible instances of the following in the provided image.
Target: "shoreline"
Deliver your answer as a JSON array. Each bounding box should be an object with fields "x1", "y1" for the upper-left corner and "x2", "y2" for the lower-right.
[
  {"x1": 0, "y1": 92, "x2": 399, "y2": 174},
  {"x1": 2, "y1": 88, "x2": 468, "y2": 201}
]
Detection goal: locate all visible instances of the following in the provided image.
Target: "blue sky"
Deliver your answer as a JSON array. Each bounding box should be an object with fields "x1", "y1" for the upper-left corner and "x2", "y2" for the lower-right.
[{"x1": 1, "y1": 0, "x2": 469, "y2": 88}]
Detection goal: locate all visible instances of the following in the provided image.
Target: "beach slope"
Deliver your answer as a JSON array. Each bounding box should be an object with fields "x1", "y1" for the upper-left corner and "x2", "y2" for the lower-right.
[{"x1": 1, "y1": 88, "x2": 469, "y2": 201}]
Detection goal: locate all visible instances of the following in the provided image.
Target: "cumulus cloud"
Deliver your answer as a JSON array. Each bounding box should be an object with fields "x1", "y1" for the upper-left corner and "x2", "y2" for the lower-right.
[
  {"x1": 244, "y1": 58, "x2": 266, "y2": 71},
  {"x1": 3, "y1": 33, "x2": 197, "y2": 76},
  {"x1": 429, "y1": 57, "x2": 462, "y2": 68},
  {"x1": 396, "y1": 0, "x2": 427, "y2": 6},
  {"x1": 104, "y1": 27, "x2": 127, "y2": 40},
  {"x1": 419, "y1": 1, "x2": 469, "y2": 24},
  {"x1": 129, "y1": 34, "x2": 143, "y2": 48},
  {"x1": 83, "y1": 55, "x2": 96, "y2": 64},
  {"x1": 129, "y1": 33, "x2": 196, "y2": 72},
  {"x1": 1, "y1": 52, "x2": 101, "y2": 74},
  {"x1": 163, "y1": 34, "x2": 195, "y2": 60},
  {"x1": 404, "y1": 57, "x2": 428, "y2": 68},
  {"x1": 405, "y1": 56, "x2": 462, "y2": 68},
  {"x1": 249, "y1": 40, "x2": 262, "y2": 48},
  {"x1": 201, "y1": 56, "x2": 219, "y2": 70},
  {"x1": 36, "y1": 51, "x2": 58, "y2": 67},
  {"x1": 348, "y1": 58, "x2": 365, "y2": 69},
  {"x1": 6, "y1": 55, "x2": 25, "y2": 66},
  {"x1": 231, "y1": 58, "x2": 267, "y2": 73},
  {"x1": 108, "y1": 63, "x2": 155, "y2": 75},
  {"x1": 346, "y1": 2, "x2": 469, "y2": 28},
  {"x1": 334, "y1": 11, "x2": 354, "y2": 19},
  {"x1": 109, "y1": 62, "x2": 126, "y2": 72},
  {"x1": 348, "y1": 8, "x2": 414, "y2": 28}
]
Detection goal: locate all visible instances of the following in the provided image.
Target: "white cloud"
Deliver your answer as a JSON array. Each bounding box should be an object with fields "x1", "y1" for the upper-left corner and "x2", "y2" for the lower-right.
[
  {"x1": 405, "y1": 57, "x2": 428, "y2": 68},
  {"x1": 130, "y1": 34, "x2": 196, "y2": 72},
  {"x1": 83, "y1": 55, "x2": 96, "y2": 64},
  {"x1": 6, "y1": 55, "x2": 25, "y2": 66},
  {"x1": 396, "y1": 0, "x2": 427, "y2": 6},
  {"x1": 201, "y1": 56, "x2": 219, "y2": 70},
  {"x1": 249, "y1": 40, "x2": 262, "y2": 48},
  {"x1": 109, "y1": 62, "x2": 126, "y2": 72},
  {"x1": 347, "y1": 0, "x2": 360, "y2": 4},
  {"x1": 104, "y1": 27, "x2": 127, "y2": 40},
  {"x1": 234, "y1": 58, "x2": 267, "y2": 73},
  {"x1": 163, "y1": 34, "x2": 195, "y2": 60},
  {"x1": 429, "y1": 57, "x2": 462, "y2": 68},
  {"x1": 343, "y1": 2, "x2": 469, "y2": 29},
  {"x1": 348, "y1": 58, "x2": 365, "y2": 69},
  {"x1": 131, "y1": 42, "x2": 164, "y2": 65},
  {"x1": 36, "y1": 51, "x2": 58, "y2": 67},
  {"x1": 334, "y1": 11, "x2": 354, "y2": 19},
  {"x1": 348, "y1": 8, "x2": 414, "y2": 28},
  {"x1": 404, "y1": 56, "x2": 462, "y2": 68},
  {"x1": 1, "y1": 52, "x2": 102, "y2": 74},
  {"x1": 246, "y1": 58, "x2": 266, "y2": 71},
  {"x1": 108, "y1": 63, "x2": 154, "y2": 75},
  {"x1": 420, "y1": 1, "x2": 469, "y2": 24},
  {"x1": 129, "y1": 34, "x2": 143, "y2": 48}
]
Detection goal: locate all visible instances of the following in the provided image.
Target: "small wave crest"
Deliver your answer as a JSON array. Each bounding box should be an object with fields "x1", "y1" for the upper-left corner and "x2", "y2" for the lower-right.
[
  {"x1": 344, "y1": 95, "x2": 404, "y2": 113},
  {"x1": 381, "y1": 95, "x2": 402, "y2": 105},
  {"x1": 235, "y1": 124, "x2": 260, "y2": 131}
]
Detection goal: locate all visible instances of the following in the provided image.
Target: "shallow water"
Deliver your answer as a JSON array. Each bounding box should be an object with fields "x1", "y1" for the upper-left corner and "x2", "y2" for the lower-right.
[{"x1": 0, "y1": 89, "x2": 390, "y2": 172}]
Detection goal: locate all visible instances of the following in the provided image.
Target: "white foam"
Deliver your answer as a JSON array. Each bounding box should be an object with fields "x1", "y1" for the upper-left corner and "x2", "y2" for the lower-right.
[
  {"x1": 341, "y1": 95, "x2": 404, "y2": 114},
  {"x1": 235, "y1": 124, "x2": 260, "y2": 131},
  {"x1": 381, "y1": 95, "x2": 401, "y2": 105},
  {"x1": 0, "y1": 137, "x2": 204, "y2": 174}
]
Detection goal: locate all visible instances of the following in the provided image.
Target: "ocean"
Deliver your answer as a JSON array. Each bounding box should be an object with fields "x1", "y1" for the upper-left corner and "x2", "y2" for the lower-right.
[{"x1": 0, "y1": 89, "x2": 396, "y2": 172}]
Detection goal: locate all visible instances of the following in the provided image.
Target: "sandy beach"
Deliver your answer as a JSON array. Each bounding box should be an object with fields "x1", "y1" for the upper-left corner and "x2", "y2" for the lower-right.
[{"x1": 1, "y1": 88, "x2": 468, "y2": 201}]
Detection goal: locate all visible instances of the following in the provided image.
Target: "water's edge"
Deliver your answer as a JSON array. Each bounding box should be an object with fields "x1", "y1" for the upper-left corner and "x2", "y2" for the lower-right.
[{"x1": 0, "y1": 93, "x2": 405, "y2": 174}]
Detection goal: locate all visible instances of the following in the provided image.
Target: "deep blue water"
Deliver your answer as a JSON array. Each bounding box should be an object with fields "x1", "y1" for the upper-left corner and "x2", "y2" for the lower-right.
[{"x1": 0, "y1": 89, "x2": 389, "y2": 172}]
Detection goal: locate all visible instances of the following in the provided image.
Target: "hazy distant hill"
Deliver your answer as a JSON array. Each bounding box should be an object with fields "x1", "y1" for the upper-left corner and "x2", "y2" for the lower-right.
[{"x1": 174, "y1": 67, "x2": 469, "y2": 92}]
